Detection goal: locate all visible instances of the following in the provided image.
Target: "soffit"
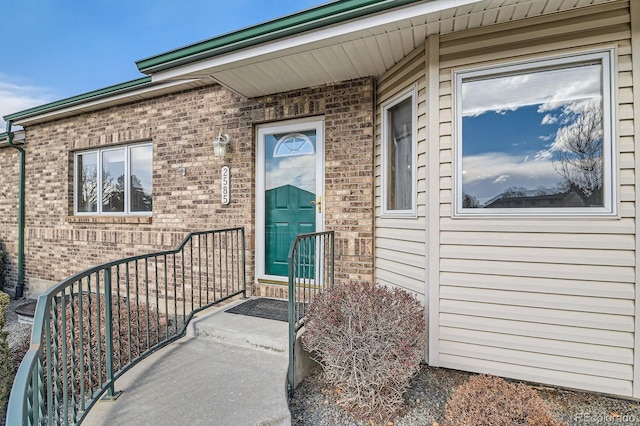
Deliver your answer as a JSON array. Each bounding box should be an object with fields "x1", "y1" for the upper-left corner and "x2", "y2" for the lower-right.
[{"x1": 151, "y1": 0, "x2": 619, "y2": 98}]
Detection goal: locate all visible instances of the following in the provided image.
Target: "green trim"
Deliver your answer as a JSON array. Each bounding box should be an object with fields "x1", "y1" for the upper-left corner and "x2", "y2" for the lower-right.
[
  {"x1": 136, "y1": 0, "x2": 423, "y2": 73},
  {"x1": 4, "y1": 121, "x2": 25, "y2": 299},
  {"x1": 3, "y1": 77, "x2": 152, "y2": 122}
]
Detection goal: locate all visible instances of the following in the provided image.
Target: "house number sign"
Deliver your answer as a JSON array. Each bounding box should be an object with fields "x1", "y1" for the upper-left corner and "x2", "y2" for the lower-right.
[{"x1": 221, "y1": 166, "x2": 230, "y2": 205}]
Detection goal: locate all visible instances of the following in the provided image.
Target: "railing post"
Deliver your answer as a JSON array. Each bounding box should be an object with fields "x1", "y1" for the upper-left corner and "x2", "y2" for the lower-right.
[
  {"x1": 103, "y1": 267, "x2": 115, "y2": 399},
  {"x1": 241, "y1": 228, "x2": 247, "y2": 298},
  {"x1": 330, "y1": 232, "x2": 335, "y2": 288},
  {"x1": 287, "y1": 238, "x2": 297, "y2": 398},
  {"x1": 287, "y1": 230, "x2": 335, "y2": 399}
]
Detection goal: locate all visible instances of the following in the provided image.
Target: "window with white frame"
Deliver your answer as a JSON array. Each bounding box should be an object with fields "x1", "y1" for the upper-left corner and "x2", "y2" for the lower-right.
[
  {"x1": 75, "y1": 143, "x2": 153, "y2": 215},
  {"x1": 454, "y1": 50, "x2": 616, "y2": 216},
  {"x1": 382, "y1": 88, "x2": 416, "y2": 215}
]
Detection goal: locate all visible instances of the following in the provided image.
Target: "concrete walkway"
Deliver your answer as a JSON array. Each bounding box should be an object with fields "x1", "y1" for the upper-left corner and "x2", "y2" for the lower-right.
[{"x1": 83, "y1": 299, "x2": 291, "y2": 426}]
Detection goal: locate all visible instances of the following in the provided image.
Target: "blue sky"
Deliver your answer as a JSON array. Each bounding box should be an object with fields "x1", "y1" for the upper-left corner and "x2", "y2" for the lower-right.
[
  {"x1": 462, "y1": 105, "x2": 566, "y2": 204},
  {"x1": 0, "y1": 0, "x2": 326, "y2": 128}
]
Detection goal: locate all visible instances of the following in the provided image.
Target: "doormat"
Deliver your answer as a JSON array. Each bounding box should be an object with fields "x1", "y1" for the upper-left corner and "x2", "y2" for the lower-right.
[{"x1": 225, "y1": 298, "x2": 301, "y2": 322}]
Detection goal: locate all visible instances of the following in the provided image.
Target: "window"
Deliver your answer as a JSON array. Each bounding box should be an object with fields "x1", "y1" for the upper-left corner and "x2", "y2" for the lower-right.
[
  {"x1": 273, "y1": 132, "x2": 315, "y2": 157},
  {"x1": 454, "y1": 50, "x2": 616, "y2": 216},
  {"x1": 75, "y1": 142, "x2": 152, "y2": 215},
  {"x1": 382, "y1": 88, "x2": 416, "y2": 215}
]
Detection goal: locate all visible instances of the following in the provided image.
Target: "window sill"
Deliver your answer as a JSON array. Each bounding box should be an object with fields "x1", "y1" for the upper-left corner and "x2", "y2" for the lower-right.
[
  {"x1": 380, "y1": 211, "x2": 418, "y2": 219},
  {"x1": 67, "y1": 216, "x2": 152, "y2": 224}
]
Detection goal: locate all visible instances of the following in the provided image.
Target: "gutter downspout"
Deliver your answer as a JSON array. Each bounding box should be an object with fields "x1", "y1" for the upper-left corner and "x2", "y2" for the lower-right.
[{"x1": 5, "y1": 120, "x2": 25, "y2": 299}]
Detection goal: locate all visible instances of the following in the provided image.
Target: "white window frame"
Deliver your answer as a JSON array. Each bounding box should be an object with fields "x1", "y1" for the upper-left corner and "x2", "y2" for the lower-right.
[
  {"x1": 453, "y1": 49, "x2": 617, "y2": 217},
  {"x1": 381, "y1": 86, "x2": 417, "y2": 217},
  {"x1": 74, "y1": 142, "x2": 153, "y2": 216}
]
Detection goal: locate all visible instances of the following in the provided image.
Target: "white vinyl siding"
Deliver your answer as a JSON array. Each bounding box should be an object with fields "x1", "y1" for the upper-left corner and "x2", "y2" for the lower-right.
[
  {"x1": 434, "y1": 1, "x2": 635, "y2": 396},
  {"x1": 375, "y1": 46, "x2": 427, "y2": 298}
]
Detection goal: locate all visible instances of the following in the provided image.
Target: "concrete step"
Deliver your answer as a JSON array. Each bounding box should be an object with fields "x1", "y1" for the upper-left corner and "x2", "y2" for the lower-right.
[{"x1": 188, "y1": 298, "x2": 289, "y2": 355}]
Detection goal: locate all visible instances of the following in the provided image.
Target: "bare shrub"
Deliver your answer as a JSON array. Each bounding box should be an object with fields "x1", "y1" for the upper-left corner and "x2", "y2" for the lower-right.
[
  {"x1": 46, "y1": 294, "x2": 167, "y2": 399},
  {"x1": 444, "y1": 375, "x2": 567, "y2": 426},
  {"x1": 302, "y1": 282, "x2": 425, "y2": 422}
]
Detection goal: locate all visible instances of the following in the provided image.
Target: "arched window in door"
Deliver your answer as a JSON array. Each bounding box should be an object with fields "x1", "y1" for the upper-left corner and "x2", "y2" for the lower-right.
[{"x1": 273, "y1": 132, "x2": 315, "y2": 157}]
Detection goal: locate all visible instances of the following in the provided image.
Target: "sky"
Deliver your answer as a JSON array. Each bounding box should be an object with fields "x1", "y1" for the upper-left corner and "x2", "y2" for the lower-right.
[{"x1": 0, "y1": 0, "x2": 327, "y2": 129}]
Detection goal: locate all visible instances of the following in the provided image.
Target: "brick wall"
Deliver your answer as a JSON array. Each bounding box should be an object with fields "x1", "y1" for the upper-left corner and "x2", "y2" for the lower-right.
[
  {"x1": 0, "y1": 78, "x2": 375, "y2": 297},
  {"x1": 0, "y1": 148, "x2": 20, "y2": 290}
]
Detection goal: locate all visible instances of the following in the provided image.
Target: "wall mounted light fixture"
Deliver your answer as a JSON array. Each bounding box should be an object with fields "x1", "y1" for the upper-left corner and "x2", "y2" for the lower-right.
[{"x1": 213, "y1": 132, "x2": 230, "y2": 157}]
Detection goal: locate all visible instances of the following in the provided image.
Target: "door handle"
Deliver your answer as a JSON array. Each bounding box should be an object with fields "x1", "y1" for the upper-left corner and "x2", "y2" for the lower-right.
[{"x1": 310, "y1": 196, "x2": 322, "y2": 213}]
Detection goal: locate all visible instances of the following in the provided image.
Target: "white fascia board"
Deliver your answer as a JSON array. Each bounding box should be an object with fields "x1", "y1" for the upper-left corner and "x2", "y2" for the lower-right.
[{"x1": 151, "y1": 0, "x2": 483, "y2": 82}]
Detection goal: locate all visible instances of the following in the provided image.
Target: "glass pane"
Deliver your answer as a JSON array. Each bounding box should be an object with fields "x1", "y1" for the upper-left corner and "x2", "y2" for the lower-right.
[
  {"x1": 274, "y1": 133, "x2": 315, "y2": 157},
  {"x1": 387, "y1": 97, "x2": 412, "y2": 210},
  {"x1": 130, "y1": 145, "x2": 153, "y2": 212},
  {"x1": 76, "y1": 152, "x2": 97, "y2": 213},
  {"x1": 265, "y1": 130, "x2": 316, "y2": 276},
  {"x1": 266, "y1": 130, "x2": 317, "y2": 199},
  {"x1": 102, "y1": 149, "x2": 125, "y2": 213},
  {"x1": 461, "y1": 63, "x2": 604, "y2": 209}
]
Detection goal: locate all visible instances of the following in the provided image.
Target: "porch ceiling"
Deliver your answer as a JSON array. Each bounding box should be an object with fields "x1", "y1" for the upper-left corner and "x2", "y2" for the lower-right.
[{"x1": 150, "y1": 0, "x2": 618, "y2": 98}]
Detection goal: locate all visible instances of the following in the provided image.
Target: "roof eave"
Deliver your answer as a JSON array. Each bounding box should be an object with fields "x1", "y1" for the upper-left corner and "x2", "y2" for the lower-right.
[
  {"x1": 3, "y1": 77, "x2": 153, "y2": 124},
  {"x1": 135, "y1": 0, "x2": 425, "y2": 74},
  {"x1": 0, "y1": 130, "x2": 26, "y2": 148}
]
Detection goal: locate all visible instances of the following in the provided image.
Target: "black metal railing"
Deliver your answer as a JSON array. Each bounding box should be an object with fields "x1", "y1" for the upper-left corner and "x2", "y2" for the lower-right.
[
  {"x1": 7, "y1": 228, "x2": 246, "y2": 426},
  {"x1": 287, "y1": 230, "x2": 334, "y2": 396}
]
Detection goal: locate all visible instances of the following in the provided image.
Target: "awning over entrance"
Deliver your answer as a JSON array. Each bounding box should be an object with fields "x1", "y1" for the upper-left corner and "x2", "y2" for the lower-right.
[{"x1": 138, "y1": 0, "x2": 615, "y2": 98}]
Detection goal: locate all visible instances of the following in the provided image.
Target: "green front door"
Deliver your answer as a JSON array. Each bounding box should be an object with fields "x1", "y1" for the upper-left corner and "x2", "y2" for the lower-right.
[
  {"x1": 265, "y1": 185, "x2": 315, "y2": 276},
  {"x1": 258, "y1": 120, "x2": 323, "y2": 279}
]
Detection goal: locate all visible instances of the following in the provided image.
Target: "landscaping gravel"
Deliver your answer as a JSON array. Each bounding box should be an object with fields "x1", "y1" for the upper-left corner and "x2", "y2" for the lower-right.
[
  {"x1": 289, "y1": 365, "x2": 640, "y2": 426},
  {"x1": 2, "y1": 297, "x2": 34, "y2": 426},
  {"x1": 4, "y1": 298, "x2": 34, "y2": 352}
]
